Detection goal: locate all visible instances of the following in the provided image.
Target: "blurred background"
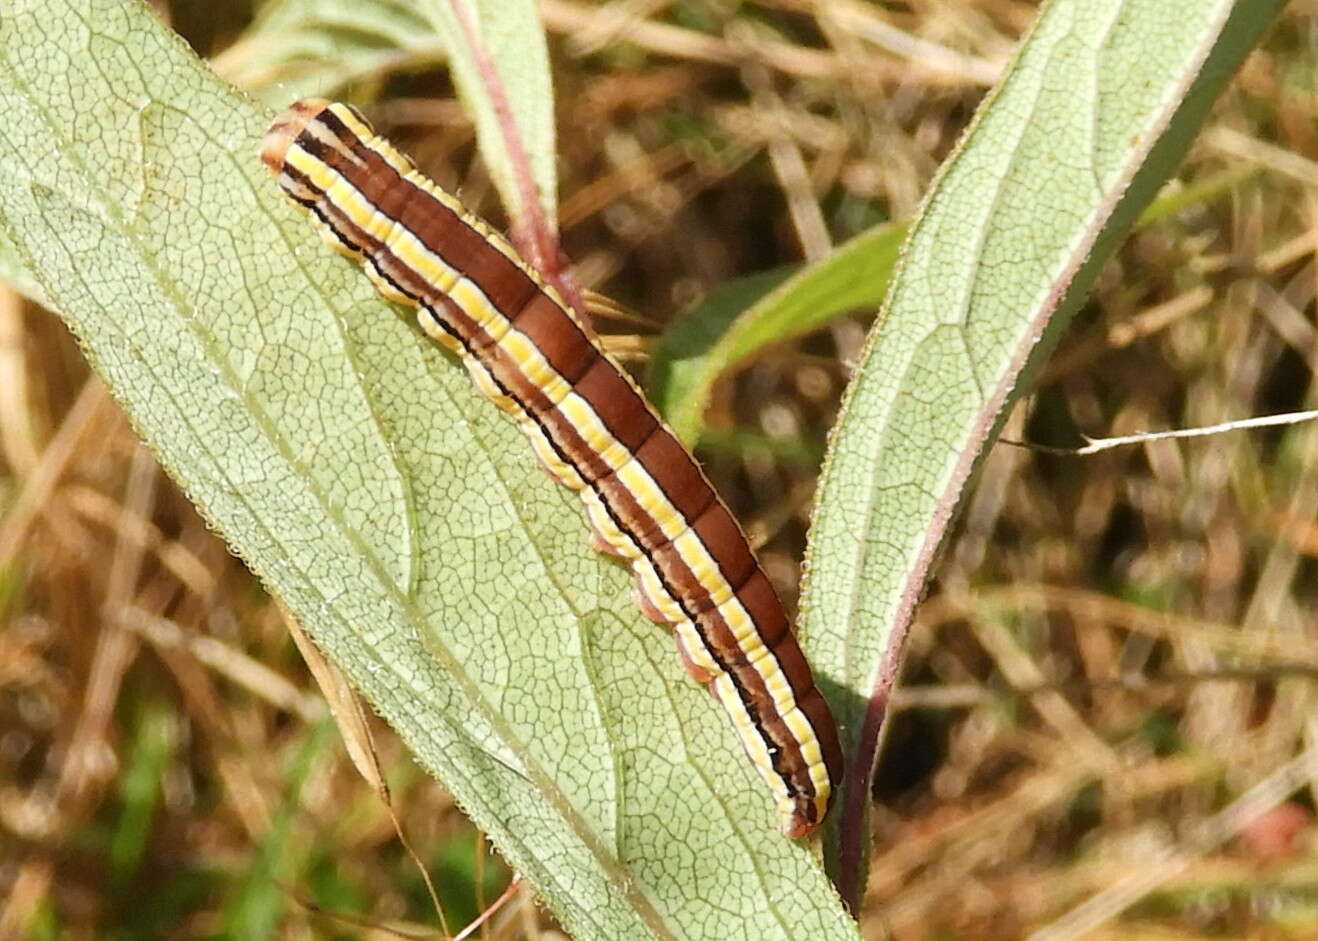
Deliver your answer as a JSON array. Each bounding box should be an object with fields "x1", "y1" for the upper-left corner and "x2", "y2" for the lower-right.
[{"x1": 2, "y1": 0, "x2": 1316, "y2": 937}]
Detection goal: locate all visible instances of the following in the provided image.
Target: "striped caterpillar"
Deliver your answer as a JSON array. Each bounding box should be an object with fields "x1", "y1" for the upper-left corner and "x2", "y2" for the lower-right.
[{"x1": 262, "y1": 100, "x2": 842, "y2": 836}]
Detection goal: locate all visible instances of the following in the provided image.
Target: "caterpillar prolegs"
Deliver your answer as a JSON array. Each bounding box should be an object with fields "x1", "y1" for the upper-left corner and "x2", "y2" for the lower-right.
[{"x1": 262, "y1": 100, "x2": 842, "y2": 837}]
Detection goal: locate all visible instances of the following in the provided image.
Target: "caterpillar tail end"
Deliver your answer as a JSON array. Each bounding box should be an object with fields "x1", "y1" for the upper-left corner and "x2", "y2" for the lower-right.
[
  {"x1": 779, "y1": 792, "x2": 829, "y2": 839},
  {"x1": 781, "y1": 816, "x2": 817, "y2": 839}
]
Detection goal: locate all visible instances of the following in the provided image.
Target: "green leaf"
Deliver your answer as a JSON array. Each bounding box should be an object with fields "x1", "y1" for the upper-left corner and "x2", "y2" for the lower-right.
[
  {"x1": 212, "y1": 0, "x2": 439, "y2": 104},
  {"x1": 793, "y1": 0, "x2": 1286, "y2": 905},
  {"x1": 649, "y1": 224, "x2": 905, "y2": 446},
  {"x1": 0, "y1": 0, "x2": 856, "y2": 937}
]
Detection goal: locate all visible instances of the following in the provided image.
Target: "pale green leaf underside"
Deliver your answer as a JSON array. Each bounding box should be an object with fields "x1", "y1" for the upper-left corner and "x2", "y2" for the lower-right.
[
  {"x1": 0, "y1": 1, "x2": 856, "y2": 938},
  {"x1": 795, "y1": 0, "x2": 1285, "y2": 891}
]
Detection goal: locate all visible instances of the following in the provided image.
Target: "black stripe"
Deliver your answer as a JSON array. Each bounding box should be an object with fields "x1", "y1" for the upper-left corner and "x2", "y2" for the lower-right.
[
  {"x1": 277, "y1": 122, "x2": 815, "y2": 804},
  {"x1": 284, "y1": 162, "x2": 425, "y2": 305}
]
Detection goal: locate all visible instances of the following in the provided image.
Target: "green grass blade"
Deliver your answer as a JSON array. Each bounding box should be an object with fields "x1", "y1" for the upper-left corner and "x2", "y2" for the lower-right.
[
  {"x1": 109, "y1": 701, "x2": 175, "y2": 890},
  {"x1": 0, "y1": 1, "x2": 857, "y2": 936},
  {"x1": 794, "y1": 0, "x2": 1286, "y2": 906},
  {"x1": 649, "y1": 224, "x2": 905, "y2": 445},
  {"x1": 221, "y1": 719, "x2": 335, "y2": 940},
  {"x1": 647, "y1": 165, "x2": 1250, "y2": 449}
]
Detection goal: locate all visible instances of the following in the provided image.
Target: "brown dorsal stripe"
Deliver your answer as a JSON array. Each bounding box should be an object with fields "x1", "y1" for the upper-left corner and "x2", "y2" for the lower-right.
[{"x1": 262, "y1": 99, "x2": 842, "y2": 837}]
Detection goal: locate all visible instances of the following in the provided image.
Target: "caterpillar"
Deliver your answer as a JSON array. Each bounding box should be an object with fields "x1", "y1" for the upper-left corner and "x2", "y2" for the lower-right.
[{"x1": 261, "y1": 99, "x2": 842, "y2": 837}]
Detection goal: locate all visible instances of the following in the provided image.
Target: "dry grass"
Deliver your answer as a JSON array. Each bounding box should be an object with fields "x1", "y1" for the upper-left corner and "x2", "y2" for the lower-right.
[{"x1": 3, "y1": 1, "x2": 1316, "y2": 938}]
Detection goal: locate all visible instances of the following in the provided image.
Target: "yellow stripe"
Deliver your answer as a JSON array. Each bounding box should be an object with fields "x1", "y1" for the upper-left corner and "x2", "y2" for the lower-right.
[
  {"x1": 496, "y1": 331, "x2": 573, "y2": 407},
  {"x1": 326, "y1": 108, "x2": 581, "y2": 326},
  {"x1": 328, "y1": 103, "x2": 411, "y2": 176},
  {"x1": 288, "y1": 147, "x2": 760, "y2": 618},
  {"x1": 290, "y1": 148, "x2": 460, "y2": 294},
  {"x1": 298, "y1": 133, "x2": 825, "y2": 804},
  {"x1": 711, "y1": 673, "x2": 790, "y2": 802}
]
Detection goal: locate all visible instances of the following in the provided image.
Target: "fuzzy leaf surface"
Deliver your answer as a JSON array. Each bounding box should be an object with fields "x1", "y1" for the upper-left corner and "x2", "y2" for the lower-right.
[
  {"x1": 794, "y1": 0, "x2": 1287, "y2": 903},
  {"x1": 0, "y1": 1, "x2": 857, "y2": 937}
]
